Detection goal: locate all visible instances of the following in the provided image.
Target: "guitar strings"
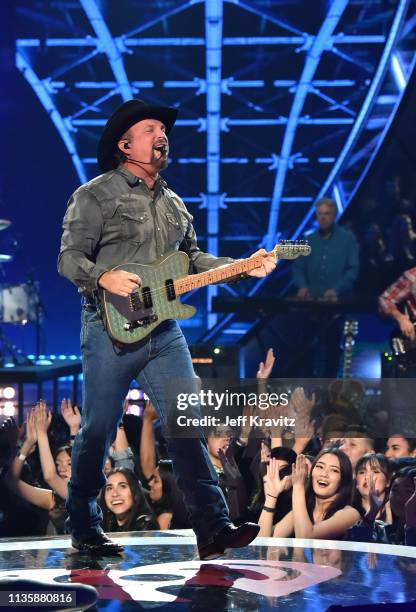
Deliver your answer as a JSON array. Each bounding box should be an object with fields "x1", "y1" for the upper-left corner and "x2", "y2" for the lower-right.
[{"x1": 118, "y1": 246, "x2": 306, "y2": 299}]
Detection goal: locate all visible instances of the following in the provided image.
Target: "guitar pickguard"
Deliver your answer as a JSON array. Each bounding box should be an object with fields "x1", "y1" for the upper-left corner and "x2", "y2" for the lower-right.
[{"x1": 101, "y1": 252, "x2": 196, "y2": 344}]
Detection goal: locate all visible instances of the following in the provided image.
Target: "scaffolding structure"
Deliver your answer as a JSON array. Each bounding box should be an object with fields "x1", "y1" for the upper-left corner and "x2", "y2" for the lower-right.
[{"x1": 16, "y1": 0, "x2": 416, "y2": 341}]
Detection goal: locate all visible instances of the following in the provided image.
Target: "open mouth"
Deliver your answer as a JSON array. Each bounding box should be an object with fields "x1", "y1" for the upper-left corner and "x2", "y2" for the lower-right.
[
  {"x1": 111, "y1": 500, "x2": 125, "y2": 507},
  {"x1": 316, "y1": 480, "x2": 329, "y2": 488},
  {"x1": 154, "y1": 144, "x2": 168, "y2": 155}
]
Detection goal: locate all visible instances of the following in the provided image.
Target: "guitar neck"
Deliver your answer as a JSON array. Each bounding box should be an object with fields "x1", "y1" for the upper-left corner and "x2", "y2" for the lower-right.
[
  {"x1": 174, "y1": 253, "x2": 265, "y2": 295},
  {"x1": 343, "y1": 349, "x2": 352, "y2": 379}
]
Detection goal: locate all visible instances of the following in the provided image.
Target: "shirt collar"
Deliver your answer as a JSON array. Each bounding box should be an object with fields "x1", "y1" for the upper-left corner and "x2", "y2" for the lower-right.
[{"x1": 115, "y1": 166, "x2": 168, "y2": 189}]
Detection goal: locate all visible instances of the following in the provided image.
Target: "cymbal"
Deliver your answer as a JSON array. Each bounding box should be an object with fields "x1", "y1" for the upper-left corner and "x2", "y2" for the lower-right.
[
  {"x1": 0, "y1": 219, "x2": 11, "y2": 231},
  {"x1": 0, "y1": 254, "x2": 12, "y2": 262}
]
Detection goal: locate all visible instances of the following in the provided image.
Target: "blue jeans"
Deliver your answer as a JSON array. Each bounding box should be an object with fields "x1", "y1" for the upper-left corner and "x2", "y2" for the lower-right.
[{"x1": 66, "y1": 308, "x2": 229, "y2": 545}]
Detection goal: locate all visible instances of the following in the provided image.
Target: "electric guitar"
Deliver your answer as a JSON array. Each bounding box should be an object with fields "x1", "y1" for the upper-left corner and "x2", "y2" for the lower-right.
[
  {"x1": 329, "y1": 319, "x2": 364, "y2": 408},
  {"x1": 99, "y1": 241, "x2": 311, "y2": 344}
]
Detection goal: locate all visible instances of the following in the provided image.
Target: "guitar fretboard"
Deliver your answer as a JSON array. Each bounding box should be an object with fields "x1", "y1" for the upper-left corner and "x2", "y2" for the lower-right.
[{"x1": 174, "y1": 254, "x2": 264, "y2": 295}]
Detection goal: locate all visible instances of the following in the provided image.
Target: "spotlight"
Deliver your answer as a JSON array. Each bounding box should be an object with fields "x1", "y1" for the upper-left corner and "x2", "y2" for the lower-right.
[
  {"x1": 129, "y1": 389, "x2": 141, "y2": 401},
  {"x1": 3, "y1": 387, "x2": 15, "y2": 399},
  {"x1": 129, "y1": 404, "x2": 141, "y2": 416},
  {"x1": 3, "y1": 402, "x2": 15, "y2": 417},
  {"x1": 213, "y1": 347, "x2": 221, "y2": 355}
]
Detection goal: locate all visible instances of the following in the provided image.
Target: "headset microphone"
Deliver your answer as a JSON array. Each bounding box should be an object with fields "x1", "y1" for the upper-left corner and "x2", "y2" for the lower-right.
[
  {"x1": 128, "y1": 158, "x2": 154, "y2": 165},
  {"x1": 123, "y1": 143, "x2": 168, "y2": 165}
]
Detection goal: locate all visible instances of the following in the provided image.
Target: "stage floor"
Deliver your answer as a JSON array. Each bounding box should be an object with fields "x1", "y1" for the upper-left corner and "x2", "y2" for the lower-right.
[{"x1": 0, "y1": 530, "x2": 415, "y2": 610}]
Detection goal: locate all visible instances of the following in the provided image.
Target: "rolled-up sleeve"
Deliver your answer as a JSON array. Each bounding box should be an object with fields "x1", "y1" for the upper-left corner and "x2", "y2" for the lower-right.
[
  {"x1": 58, "y1": 188, "x2": 108, "y2": 294},
  {"x1": 379, "y1": 272, "x2": 412, "y2": 317}
]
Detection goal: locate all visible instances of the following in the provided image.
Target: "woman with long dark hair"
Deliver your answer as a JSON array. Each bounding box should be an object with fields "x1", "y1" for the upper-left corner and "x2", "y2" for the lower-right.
[
  {"x1": 353, "y1": 453, "x2": 392, "y2": 523},
  {"x1": 248, "y1": 446, "x2": 296, "y2": 523},
  {"x1": 258, "y1": 448, "x2": 360, "y2": 539},
  {"x1": 4, "y1": 406, "x2": 73, "y2": 534},
  {"x1": 100, "y1": 468, "x2": 158, "y2": 532},
  {"x1": 147, "y1": 460, "x2": 190, "y2": 530}
]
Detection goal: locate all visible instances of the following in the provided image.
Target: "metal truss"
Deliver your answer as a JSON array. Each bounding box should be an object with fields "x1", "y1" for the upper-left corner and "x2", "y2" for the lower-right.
[{"x1": 16, "y1": 0, "x2": 416, "y2": 343}]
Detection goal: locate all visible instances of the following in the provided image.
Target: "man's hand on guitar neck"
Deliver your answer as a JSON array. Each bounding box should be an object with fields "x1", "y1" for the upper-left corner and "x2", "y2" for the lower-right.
[
  {"x1": 247, "y1": 248, "x2": 277, "y2": 278},
  {"x1": 98, "y1": 270, "x2": 141, "y2": 297}
]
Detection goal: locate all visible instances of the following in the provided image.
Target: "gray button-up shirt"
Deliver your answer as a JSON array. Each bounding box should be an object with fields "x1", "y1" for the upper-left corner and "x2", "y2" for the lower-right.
[{"x1": 58, "y1": 167, "x2": 234, "y2": 296}]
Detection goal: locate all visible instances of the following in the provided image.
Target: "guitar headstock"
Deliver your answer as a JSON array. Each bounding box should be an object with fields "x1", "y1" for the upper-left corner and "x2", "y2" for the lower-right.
[
  {"x1": 343, "y1": 319, "x2": 359, "y2": 339},
  {"x1": 273, "y1": 240, "x2": 311, "y2": 260}
]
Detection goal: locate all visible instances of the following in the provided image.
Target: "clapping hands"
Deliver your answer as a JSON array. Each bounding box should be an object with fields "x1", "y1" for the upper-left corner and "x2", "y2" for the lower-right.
[{"x1": 25, "y1": 409, "x2": 38, "y2": 449}]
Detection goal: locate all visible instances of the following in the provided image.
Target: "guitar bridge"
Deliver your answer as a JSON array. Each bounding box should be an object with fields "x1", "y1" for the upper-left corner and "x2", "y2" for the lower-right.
[{"x1": 123, "y1": 314, "x2": 158, "y2": 331}]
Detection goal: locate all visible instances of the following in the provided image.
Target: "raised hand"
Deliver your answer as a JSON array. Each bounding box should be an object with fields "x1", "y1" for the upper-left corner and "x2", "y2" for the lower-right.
[
  {"x1": 61, "y1": 398, "x2": 81, "y2": 431},
  {"x1": 218, "y1": 446, "x2": 243, "y2": 488},
  {"x1": 263, "y1": 457, "x2": 291, "y2": 499},
  {"x1": 143, "y1": 401, "x2": 159, "y2": 422},
  {"x1": 290, "y1": 387, "x2": 315, "y2": 417},
  {"x1": 365, "y1": 472, "x2": 383, "y2": 523},
  {"x1": 25, "y1": 409, "x2": 38, "y2": 446},
  {"x1": 257, "y1": 348, "x2": 275, "y2": 380},
  {"x1": 239, "y1": 404, "x2": 256, "y2": 445},
  {"x1": 293, "y1": 413, "x2": 316, "y2": 455},
  {"x1": 34, "y1": 400, "x2": 52, "y2": 434},
  {"x1": 292, "y1": 454, "x2": 309, "y2": 489}
]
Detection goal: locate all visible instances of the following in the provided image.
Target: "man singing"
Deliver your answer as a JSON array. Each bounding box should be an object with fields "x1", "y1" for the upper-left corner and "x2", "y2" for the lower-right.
[{"x1": 58, "y1": 99, "x2": 275, "y2": 558}]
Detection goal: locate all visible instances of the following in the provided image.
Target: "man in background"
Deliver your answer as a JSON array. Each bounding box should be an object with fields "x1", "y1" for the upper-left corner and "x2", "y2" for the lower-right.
[
  {"x1": 293, "y1": 198, "x2": 359, "y2": 300},
  {"x1": 291, "y1": 198, "x2": 359, "y2": 377}
]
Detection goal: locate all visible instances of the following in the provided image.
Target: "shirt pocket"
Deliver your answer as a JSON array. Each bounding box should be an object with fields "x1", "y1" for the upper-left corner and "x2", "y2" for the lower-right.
[
  {"x1": 120, "y1": 207, "x2": 151, "y2": 245},
  {"x1": 166, "y1": 212, "x2": 185, "y2": 248}
]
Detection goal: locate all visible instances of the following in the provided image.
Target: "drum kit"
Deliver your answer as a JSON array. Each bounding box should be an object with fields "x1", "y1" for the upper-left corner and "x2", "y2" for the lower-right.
[{"x1": 0, "y1": 219, "x2": 39, "y2": 364}]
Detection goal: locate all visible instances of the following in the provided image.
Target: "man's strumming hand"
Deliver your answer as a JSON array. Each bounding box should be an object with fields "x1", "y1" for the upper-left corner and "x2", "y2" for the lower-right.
[{"x1": 98, "y1": 270, "x2": 141, "y2": 297}]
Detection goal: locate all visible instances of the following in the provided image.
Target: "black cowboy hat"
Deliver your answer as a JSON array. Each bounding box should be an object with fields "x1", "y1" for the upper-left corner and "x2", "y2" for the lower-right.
[{"x1": 97, "y1": 99, "x2": 178, "y2": 173}]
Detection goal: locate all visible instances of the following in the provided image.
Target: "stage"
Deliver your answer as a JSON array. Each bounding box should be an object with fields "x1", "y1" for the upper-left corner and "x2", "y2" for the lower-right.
[{"x1": 0, "y1": 531, "x2": 415, "y2": 610}]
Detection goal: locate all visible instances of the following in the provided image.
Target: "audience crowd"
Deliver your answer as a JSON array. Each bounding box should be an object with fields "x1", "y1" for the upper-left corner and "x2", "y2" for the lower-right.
[{"x1": 0, "y1": 349, "x2": 415, "y2": 546}]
